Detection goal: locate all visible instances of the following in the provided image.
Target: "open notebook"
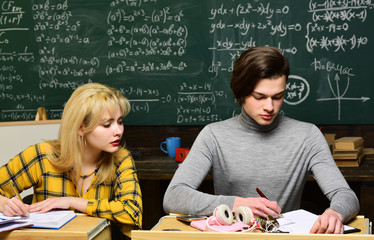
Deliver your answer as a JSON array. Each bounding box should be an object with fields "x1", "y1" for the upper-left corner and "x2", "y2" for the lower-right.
[{"x1": 0, "y1": 210, "x2": 77, "y2": 229}]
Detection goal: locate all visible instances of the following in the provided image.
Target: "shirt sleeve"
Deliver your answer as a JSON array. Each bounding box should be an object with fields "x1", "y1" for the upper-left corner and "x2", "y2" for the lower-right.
[
  {"x1": 307, "y1": 126, "x2": 360, "y2": 222},
  {"x1": 0, "y1": 144, "x2": 43, "y2": 197},
  {"x1": 86, "y1": 149, "x2": 142, "y2": 231},
  {"x1": 163, "y1": 126, "x2": 235, "y2": 215}
]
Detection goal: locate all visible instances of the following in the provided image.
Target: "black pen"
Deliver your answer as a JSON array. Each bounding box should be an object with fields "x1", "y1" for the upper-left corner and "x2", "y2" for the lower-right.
[{"x1": 256, "y1": 187, "x2": 284, "y2": 218}]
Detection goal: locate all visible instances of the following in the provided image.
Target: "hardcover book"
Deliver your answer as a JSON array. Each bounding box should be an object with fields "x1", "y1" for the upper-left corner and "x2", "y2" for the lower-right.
[
  {"x1": 334, "y1": 137, "x2": 364, "y2": 150},
  {"x1": 333, "y1": 146, "x2": 363, "y2": 160}
]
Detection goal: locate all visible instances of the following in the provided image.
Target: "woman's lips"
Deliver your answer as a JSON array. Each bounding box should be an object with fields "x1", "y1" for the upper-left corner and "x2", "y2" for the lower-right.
[{"x1": 111, "y1": 139, "x2": 120, "y2": 146}]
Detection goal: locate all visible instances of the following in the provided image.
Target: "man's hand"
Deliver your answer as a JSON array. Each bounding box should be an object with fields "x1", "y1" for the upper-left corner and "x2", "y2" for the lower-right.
[
  {"x1": 310, "y1": 208, "x2": 344, "y2": 234},
  {"x1": 233, "y1": 197, "x2": 281, "y2": 219}
]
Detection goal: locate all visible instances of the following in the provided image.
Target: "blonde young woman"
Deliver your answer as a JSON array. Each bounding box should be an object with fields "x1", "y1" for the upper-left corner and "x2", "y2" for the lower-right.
[{"x1": 0, "y1": 83, "x2": 142, "y2": 238}]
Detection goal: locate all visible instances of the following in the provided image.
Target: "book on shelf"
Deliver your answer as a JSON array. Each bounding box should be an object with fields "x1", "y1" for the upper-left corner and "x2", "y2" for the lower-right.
[
  {"x1": 335, "y1": 153, "x2": 364, "y2": 167},
  {"x1": 323, "y1": 133, "x2": 336, "y2": 146},
  {"x1": 363, "y1": 148, "x2": 374, "y2": 159},
  {"x1": 0, "y1": 210, "x2": 77, "y2": 229},
  {"x1": 324, "y1": 133, "x2": 336, "y2": 153},
  {"x1": 333, "y1": 146, "x2": 363, "y2": 160},
  {"x1": 334, "y1": 137, "x2": 364, "y2": 150}
]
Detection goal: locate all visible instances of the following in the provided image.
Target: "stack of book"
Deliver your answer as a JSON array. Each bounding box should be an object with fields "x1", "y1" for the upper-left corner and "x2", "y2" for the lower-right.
[{"x1": 333, "y1": 137, "x2": 364, "y2": 167}]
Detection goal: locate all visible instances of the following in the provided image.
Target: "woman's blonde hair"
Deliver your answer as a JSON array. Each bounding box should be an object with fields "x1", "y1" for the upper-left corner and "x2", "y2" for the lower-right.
[{"x1": 47, "y1": 83, "x2": 131, "y2": 185}]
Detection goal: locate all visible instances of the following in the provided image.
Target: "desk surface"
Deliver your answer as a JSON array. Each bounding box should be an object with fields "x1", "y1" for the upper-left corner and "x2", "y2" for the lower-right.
[
  {"x1": 134, "y1": 157, "x2": 374, "y2": 181},
  {"x1": 0, "y1": 214, "x2": 110, "y2": 240},
  {"x1": 132, "y1": 215, "x2": 371, "y2": 240}
]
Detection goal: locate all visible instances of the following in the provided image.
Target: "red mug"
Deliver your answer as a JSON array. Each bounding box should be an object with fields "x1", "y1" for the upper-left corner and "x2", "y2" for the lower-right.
[{"x1": 175, "y1": 148, "x2": 190, "y2": 162}]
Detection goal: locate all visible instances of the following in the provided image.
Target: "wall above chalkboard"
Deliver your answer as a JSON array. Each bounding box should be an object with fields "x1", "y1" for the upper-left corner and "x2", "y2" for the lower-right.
[{"x1": 0, "y1": 0, "x2": 373, "y2": 125}]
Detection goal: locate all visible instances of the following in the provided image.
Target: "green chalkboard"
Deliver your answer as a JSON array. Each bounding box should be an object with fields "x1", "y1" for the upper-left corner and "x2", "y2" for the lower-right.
[{"x1": 1, "y1": 0, "x2": 373, "y2": 125}]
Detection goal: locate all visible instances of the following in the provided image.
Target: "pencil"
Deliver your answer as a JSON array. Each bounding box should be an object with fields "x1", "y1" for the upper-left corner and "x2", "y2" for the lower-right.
[
  {"x1": 256, "y1": 187, "x2": 284, "y2": 218},
  {"x1": 9, "y1": 180, "x2": 23, "y2": 202},
  {"x1": 9, "y1": 180, "x2": 29, "y2": 217}
]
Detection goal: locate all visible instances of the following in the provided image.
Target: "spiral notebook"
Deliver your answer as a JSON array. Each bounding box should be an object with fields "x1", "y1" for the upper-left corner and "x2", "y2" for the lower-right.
[{"x1": 0, "y1": 210, "x2": 77, "y2": 229}]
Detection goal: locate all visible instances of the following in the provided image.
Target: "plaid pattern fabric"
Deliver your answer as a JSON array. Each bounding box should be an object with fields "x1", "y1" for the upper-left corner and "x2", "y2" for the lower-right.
[{"x1": 0, "y1": 142, "x2": 142, "y2": 235}]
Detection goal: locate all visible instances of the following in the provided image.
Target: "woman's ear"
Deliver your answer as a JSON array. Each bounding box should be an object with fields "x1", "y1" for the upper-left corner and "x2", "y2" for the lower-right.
[{"x1": 78, "y1": 126, "x2": 84, "y2": 136}]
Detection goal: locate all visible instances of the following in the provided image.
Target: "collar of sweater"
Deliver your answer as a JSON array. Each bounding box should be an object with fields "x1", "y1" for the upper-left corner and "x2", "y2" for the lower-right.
[{"x1": 239, "y1": 108, "x2": 281, "y2": 133}]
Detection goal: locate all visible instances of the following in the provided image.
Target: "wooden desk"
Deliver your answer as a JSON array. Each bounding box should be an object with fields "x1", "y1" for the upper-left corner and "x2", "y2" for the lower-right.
[
  {"x1": 134, "y1": 156, "x2": 374, "y2": 231},
  {"x1": 0, "y1": 214, "x2": 110, "y2": 240},
  {"x1": 132, "y1": 215, "x2": 371, "y2": 240}
]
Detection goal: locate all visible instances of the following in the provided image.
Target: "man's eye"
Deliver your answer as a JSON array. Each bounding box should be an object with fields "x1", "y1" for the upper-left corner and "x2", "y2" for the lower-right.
[{"x1": 273, "y1": 95, "x2": 284, "y2": 100}]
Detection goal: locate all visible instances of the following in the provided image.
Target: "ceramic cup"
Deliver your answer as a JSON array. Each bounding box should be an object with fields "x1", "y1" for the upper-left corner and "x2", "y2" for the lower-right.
[{"x1": 160, "y1": 137, "x2": 181, "y2": 158}]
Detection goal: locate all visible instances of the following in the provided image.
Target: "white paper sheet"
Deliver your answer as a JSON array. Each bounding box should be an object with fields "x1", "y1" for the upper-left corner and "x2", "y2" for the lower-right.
[{"x1": 278, "y1": 209, "x2": 357, "y2": 234}]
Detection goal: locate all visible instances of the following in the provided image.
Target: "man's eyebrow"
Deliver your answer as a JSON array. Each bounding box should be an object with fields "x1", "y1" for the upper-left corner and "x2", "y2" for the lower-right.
[{"x1": 252, "y1": 90, "x2": 285, "y2": 96}]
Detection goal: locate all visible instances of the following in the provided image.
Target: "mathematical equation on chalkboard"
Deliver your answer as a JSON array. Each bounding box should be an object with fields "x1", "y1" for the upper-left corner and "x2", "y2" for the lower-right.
[{"x1": 0, "y1": 0, "x2": 373, "y2": 124}]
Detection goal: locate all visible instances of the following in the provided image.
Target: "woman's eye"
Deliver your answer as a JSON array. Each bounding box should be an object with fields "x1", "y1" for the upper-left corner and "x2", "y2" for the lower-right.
[{"x1": 103, "y1": 124, "x2": 111, "y2": 128}]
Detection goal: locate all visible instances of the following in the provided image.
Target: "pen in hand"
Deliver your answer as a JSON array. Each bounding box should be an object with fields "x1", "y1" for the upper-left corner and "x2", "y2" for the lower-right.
[
  {"x1": 256, "y1": 187, "x2": 284, "y2": 218},
  {"x1": 9, "y1": 180, "x2": 29, "y2": 216}
]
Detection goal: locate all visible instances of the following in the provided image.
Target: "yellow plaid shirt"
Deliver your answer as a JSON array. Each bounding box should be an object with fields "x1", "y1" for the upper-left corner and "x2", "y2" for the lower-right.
[{"x1": 0, "y1": 142, "x2": 142, "y2": 235}]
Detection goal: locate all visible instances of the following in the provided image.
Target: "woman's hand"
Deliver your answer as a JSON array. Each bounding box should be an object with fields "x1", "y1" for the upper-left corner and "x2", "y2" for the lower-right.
[
  {"x1": 233, "y1": 197, "x2": 282, "y2": 219},
  {"x1": 29, "y1": 197, "x2": 89, "y2": 213},
  {"x1": 29, "y1": 197, "x2": 71, "y2": 213},
  {"x1": 310, "y1": 208, "x2": 344, "y2": 234},
  {"x1": 0, "y1": 196, "x2": 29, "y2": 217}
]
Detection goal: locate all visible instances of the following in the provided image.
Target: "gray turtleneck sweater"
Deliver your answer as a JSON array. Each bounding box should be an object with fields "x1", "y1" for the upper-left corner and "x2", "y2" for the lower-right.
[{"x1": 163, "y1": 111, "x2": 359, "y2": 222}]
